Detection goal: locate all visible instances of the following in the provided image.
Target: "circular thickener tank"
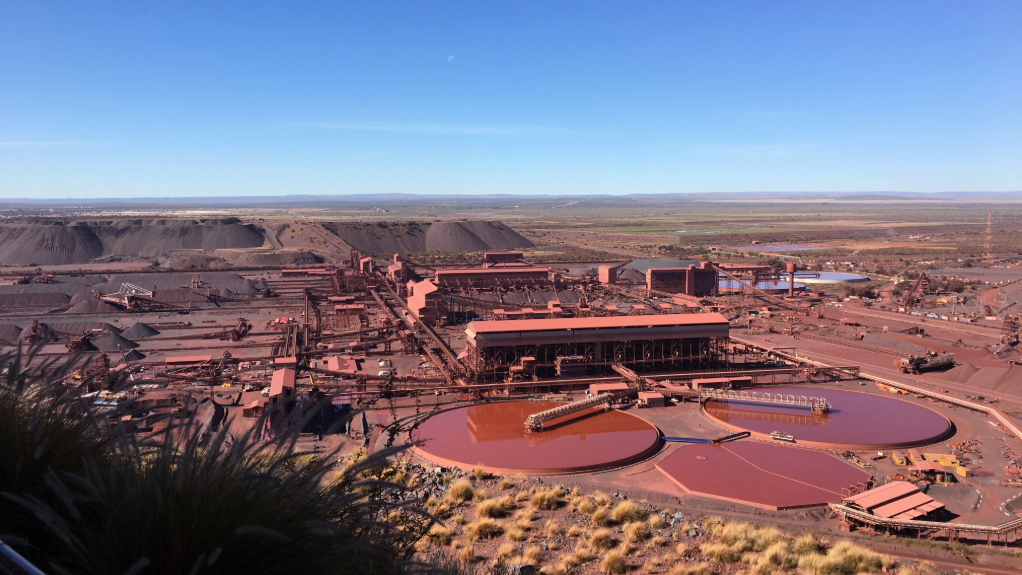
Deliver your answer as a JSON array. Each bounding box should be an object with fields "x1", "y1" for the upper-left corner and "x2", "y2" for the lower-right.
[
  {"x1": 795, "y1": 272, "x2": 871, "y2": 284},
  {"x1": 702, "y1": 387, "x2": 953, "y2": 449},
  {"x1": 411, "y1": 401, "x2": 661, "y2": 475}
]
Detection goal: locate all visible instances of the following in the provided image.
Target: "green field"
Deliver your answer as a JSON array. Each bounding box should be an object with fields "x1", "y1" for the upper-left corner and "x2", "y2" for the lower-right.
[{"x1": 549, "y1": 225, "x2": 805, "y2": 235}]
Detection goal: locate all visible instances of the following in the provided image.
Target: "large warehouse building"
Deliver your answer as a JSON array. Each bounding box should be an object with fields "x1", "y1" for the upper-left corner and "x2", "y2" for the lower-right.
[
  {"x1": 646, "y1": 262, "x2": 717, "y2": 296},
  {"x1": 434, "y1": 266, "x2": 551, "y2": 288},
  {"x1": 464, "y1": 313, "x2": 730, "y2": 380}
]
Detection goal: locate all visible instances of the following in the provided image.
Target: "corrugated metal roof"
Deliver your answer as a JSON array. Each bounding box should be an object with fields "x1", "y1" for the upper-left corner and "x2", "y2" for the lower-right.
[
  {"x1": 165, "y1": 354, "x2": 213, "y2": 364},
  {"x1": 913, "y1": 460, "x2": 945, "y2": 472},
  {"x1": 624, "y1": 259, "x2": 700, "y2": 274},
  {"x1": 466, "y1": 313, "x2": 729, "y2": 335},
  {"x1": 843, "y1": 481, "x2": 918, "y2": 510},
  {"x1": 872, "y1": 492, "x2": 934, "y2": 519},
  {"x1": 591, "y1": 383, "x2": 630, "y2": 393},
  {"x1": 437, "y1": 267, "x2": 549, "y2": 275},
  {"x1": 270, "y1": 368, "x2": 296, "y2": 397}
]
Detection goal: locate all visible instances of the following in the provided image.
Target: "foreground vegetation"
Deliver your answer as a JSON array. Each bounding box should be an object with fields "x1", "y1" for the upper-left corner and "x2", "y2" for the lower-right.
[
  {"x1": 416, "y1": 469, "x2": 983, "y2": 575},
  {"x1": 0, "y1": 348, "x2": 426, "y2": 575}
]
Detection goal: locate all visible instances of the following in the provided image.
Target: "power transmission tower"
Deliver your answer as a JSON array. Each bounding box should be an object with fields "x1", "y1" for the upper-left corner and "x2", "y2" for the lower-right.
[{"x1": 983, "y1": 210, "x2": 994, "y2": 262}]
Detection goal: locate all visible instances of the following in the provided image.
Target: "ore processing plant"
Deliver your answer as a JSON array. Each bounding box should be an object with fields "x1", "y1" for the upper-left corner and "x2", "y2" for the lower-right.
[{"x1": 5, "y1": 247, "x2": 1022, "y2": 546}]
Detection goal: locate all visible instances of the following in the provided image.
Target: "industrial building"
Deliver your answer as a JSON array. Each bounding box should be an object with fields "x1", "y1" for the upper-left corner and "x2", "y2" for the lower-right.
[
  {"x1": 464, "y1": 313, "x2": 730, "y2": 380},
  {"x1": 646, "y1": 262, "x2": 717, "y2": 296},
  {"x1": 841, "y1": 481, "x2": 945, "y2": 521},
  {"x1": 405, "y1": 279, "x2": 447, "y2": 324},
  {"x1": 434, "y1": 266, "x2": 551, "y2": 288},
  {"x1": 481, "y1": 251, "x2": 529, "y2": 266}
]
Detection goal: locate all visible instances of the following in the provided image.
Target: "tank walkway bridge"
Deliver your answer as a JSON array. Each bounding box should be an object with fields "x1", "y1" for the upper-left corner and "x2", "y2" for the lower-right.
[
  {"x1": 647, "y1": 364, "x2": 860, "y2": 384},
  {"x1": 703, "y1": 405, "x2": 830, "y2": 427},
  {"x1": 698, "y1": 388, "x2": 832, "y2": 413},
  {"x1": 731, "y1": 336, "x2": 1022, "y2": 445},
  {"x1": 524, "y1": 387, "x2": 635, "y2": 431},
  {"x1": 830, "y1": 503, "x2": 1022, "y2": 545}
]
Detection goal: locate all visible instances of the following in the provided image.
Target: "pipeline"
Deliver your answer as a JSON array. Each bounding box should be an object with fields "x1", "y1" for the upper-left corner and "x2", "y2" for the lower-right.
[{"x1": 663, "y1": 431, "x2": 750, "y2": 444}]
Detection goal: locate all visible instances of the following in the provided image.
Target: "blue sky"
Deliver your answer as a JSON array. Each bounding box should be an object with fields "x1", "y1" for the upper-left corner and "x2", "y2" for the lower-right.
[{"x1": 1, "y1": 1, "x2": 1019, "y2": 198}]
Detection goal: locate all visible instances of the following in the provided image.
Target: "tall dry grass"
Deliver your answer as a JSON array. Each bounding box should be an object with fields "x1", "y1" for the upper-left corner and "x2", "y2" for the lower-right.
[
  {"x1": 797, "y1": 541, "x2": 893, "y2": 575},
  {"x1": 476, "y1": 495, "x2": 516, "y2": 518},
  {"x1": 530, "y1": 487, "x2": 563, "y2": 510},
  {"x1": 599, "y1": 548, "x2": 627, "y2": 574},
  {"x1": 448, "y1": 479, "x2": 475, "y2": 502},
  {"x1": 610, "y1": 500, "x2": 648, "y2": 524}
]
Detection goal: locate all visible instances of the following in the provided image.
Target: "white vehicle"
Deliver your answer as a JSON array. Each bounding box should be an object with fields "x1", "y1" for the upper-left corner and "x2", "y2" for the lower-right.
[
  {"x1": 260, "y1": 386, "x2": 271, "y2": 397},
  {"x1": 378, "y1": 369, "x2": 392, "y2": 377},
  {"x1": 378, "y1": 359, "x2": 392, "y2": 367}
]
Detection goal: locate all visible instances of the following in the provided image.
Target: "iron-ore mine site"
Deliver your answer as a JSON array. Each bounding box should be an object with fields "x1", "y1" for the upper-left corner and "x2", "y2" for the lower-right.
[{"x1": 5, "y1": 196, "x2": 1022, "y2": 574}]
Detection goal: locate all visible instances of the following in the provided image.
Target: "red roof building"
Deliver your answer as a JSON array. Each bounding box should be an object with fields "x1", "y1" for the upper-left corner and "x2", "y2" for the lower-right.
[
  {"x1": 842, "y1": 481, "x2": 945, "y2": 521},
  {"x1": 269, "y1": 368, "x2": 296, "y2": 398}
]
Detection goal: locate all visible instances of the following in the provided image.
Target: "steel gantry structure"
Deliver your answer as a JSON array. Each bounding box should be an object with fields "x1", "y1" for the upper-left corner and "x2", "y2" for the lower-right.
[{"x1": 698, "y1": 388, "x2": 832, "y2": 413}]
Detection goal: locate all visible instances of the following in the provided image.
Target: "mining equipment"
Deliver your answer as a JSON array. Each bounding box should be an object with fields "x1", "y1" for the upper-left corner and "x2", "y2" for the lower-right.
[
  {"x1": 901, "y1": 273, "x2": 931, "y2": 308},
  {"x1": 63, "y1": 331, "x2": 96, "y2": 352},
  {"x1": 895, "y1": 351, "x2": 955, "y2": 374},
  {"x1": 1002, "y1": 315, "x2": 1020, "y2": 345}
]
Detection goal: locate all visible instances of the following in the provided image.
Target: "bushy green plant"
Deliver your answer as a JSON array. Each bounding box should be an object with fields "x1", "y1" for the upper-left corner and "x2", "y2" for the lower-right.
[
  {"x1": 0, "y1": 348, "x2": 431, "y2": 575},
  {"x1": 0, "y1": 348, "x2": 108, "y2": 547}
]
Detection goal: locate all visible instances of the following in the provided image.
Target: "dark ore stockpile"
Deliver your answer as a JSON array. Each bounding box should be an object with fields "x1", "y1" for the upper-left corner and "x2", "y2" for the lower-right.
[
  {"x1": 322, "y1": 221, "x2": 533, "y2": 254},
  {"x1": 0, "y1": 218, "x2": 266, "y2": 265}
]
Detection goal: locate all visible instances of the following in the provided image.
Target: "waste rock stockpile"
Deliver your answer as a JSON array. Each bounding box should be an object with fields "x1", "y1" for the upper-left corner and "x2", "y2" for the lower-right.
[
  {"x1": 322, "y1": 221, "x2": 533, "y2": 254},
  {"x1": 0, "y1": 218, "x2": 266, "y2": 265}
]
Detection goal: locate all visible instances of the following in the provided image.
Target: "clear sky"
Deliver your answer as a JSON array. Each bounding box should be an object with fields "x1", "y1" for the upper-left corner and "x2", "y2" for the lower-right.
[{"x1": 1, "y1": 1, "x2": 1019, "y2": 199}]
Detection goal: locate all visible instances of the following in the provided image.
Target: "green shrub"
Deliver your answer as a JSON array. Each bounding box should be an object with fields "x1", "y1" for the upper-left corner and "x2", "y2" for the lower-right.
[{"x1": 0, "y1": 348, "x2": 429, "y2": 575}]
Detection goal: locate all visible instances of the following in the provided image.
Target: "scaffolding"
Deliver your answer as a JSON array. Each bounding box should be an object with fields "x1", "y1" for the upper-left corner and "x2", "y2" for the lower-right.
[
  {"x1": 466, "y1": 335, "x2": 726, "y2": 382},
  {"x1": 524, "y1": 390, "x2": 629, "y2": 431}
]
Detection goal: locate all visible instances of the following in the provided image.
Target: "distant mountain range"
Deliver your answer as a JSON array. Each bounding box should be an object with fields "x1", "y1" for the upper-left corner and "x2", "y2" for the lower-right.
[{"x1": 2, "y1": 191, "x2": 1021, "y2": 209}]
